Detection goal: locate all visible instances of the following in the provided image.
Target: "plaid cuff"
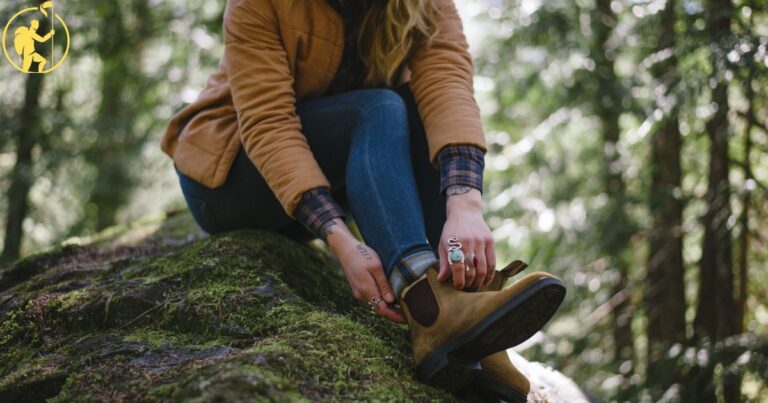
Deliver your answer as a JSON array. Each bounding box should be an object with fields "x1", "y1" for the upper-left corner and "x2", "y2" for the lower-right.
[
  {"x1": 438, "y1": 145, "x2": 485, "y2": 197},
  {"x1": 294, "y1": 187, "x2": 346, "y2": 239}
]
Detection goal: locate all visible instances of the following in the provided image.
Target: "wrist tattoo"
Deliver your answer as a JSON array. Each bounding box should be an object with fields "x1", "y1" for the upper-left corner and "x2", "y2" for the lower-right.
[
  {"x1": 446, "y1": 185, "x2": 473, "y2": 197},
  {"x1": 356, "y1": 244, "x2": 373, "y2": 260},
  {"x1": 320, "y1": 220, "x2": 338, "y2": 240}
]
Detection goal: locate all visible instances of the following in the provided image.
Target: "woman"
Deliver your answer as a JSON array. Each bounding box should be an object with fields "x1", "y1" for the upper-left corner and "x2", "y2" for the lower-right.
[{"x1": 161, "y1": 0, "x2": 565, "y2": 400}]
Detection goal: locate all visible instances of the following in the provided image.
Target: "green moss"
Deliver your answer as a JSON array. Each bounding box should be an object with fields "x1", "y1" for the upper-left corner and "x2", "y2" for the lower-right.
[
  {"x1": 0, "y1": 310, "x2": 24, "y2": 348},
  {"x1": 0, "y1": 343, "x2": 37, "y2": 378},
  {"x1": 0, "y1": 362, "x2": 67, "y2": 403},
  {"x1": 244, "y1": 308, "x2": 452, "y2": 401},
  {"x1": 123, "y1": 328, "x2": 198, "y2": 347},
  {"x1": 150, "y1": 360, "x2": 307, "y2": 402},
  {"x1": 0, "y1": 211, "x2": 456, "y2": 401},
  {"x1": 0, "y1": 244, "x2": 80, "y2": 292},
  {"x1": 50, "y1": 289, "x2": 90, "y2": 310}
]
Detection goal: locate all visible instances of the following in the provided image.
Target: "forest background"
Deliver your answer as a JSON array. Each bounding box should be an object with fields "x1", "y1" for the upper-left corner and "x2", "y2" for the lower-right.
[{"x1": 0, "y1": 0, "x2": 766, "y2": 401}]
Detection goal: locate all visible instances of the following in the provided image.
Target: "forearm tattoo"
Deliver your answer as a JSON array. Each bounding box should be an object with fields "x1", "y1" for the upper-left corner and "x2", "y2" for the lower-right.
[
  {"x1": 320, "y1": 220, "x2": 338, "y2": 240},
  {"x1": 356, "y1": 244, "x2": 373, "y2": 260},
  {"x1": 446, "y1": 185, "x2": 473, "y2": 197}
]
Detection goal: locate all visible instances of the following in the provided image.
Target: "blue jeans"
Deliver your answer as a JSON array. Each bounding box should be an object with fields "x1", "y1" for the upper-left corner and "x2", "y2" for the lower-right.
[{"x1": 177, "y1": 85, "x2": 444, "y2": 290}]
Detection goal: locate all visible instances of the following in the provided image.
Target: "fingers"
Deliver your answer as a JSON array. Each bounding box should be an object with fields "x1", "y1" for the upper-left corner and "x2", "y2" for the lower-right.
[
  {"x1": 375, "y1": 302, "x2": 407, "y2": 323},
  {"x1": 362, "y1": 269, "x2": 405, "y2": 323},
  {"x1": 486, "y1": 267, "x2": 495, "y2": 286},
  {"x1": 465, "y1": 248, "x2": 487, "y2": 290},
  {"x1": 370, "y1": 265, "x2": 395, "y2": 304},
  {"x1": 438, "y1": 245, "x2": 450, "y2": 283},
  {"x1": 450, "y1": 241, "x2": 493, "y2": 290},
  {"x1": 484, "y1": 238, "x2": 497, "y2": 286},
  {"x1": 366, "y1": 289, "x2": 406, "y2": 323},
  {"x1": 450, "y1": 257, "x2": 466, "y2": 289},
  {"x1": 473, "y1": 251, "x2": 487, "y2": 289},
  {"x1": 464, "y1": 248, "x2": 476, "y2": 289}
]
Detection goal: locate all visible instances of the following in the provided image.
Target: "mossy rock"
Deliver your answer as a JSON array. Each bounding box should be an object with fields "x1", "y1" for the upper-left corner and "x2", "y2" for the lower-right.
[{"x1": 0, "y1": 211, "x2": 456, "y2": 402}]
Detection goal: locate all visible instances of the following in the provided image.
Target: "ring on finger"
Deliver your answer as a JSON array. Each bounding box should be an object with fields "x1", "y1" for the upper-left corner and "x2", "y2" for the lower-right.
[
  {"x1": 368, "y1": 296, "x2": 383, "y2": 313},
  {"x1": 466, "y1": 253, "x2": 476, "y2": 272},
  {"x1": 447, "y1": 236, "x2": 465, "y2": 265}
]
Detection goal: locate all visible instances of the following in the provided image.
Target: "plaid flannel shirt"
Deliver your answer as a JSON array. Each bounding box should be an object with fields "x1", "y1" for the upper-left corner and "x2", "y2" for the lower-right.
[
  {"x1": 293, "y1": 187, "x2": 346, "y2": 239},
  {"x1": 294, "y1": 145, "x2": 484, "y2": 238},
  {"x1": 436, "y1": 144, "x2": 485, "y2": 198}
]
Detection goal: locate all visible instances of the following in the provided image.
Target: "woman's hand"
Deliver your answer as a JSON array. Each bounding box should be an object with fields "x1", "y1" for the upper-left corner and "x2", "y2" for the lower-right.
[
  {"x1": 324, "y1": 219, "x2": 406, "y2": 323},
  {"x1": 437, "y1": 187, "x2": 496, "y2": 290}
]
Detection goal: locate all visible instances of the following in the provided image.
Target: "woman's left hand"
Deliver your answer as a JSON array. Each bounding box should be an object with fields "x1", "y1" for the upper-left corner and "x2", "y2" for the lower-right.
[{"x1": 437, "y1": 187, "x2": 496, "y2": 289}]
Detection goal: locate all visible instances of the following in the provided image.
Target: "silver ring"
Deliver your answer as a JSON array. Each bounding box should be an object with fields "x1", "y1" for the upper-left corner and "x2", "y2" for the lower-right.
[
  {"x1": 447, "y1": 236, "x2": 465, "y2": 265},
  {"x1": 466, "y1": 253, "x2": 476, "y2": 271},
  {"x1": 368, "y1": 296, "x2": 383, "y2": 313}
]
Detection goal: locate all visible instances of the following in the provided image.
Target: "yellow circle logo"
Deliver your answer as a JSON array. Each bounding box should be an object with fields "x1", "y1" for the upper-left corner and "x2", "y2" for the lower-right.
[{"x1": 2, "y1": 1, "x2": 70, "y2": 74}]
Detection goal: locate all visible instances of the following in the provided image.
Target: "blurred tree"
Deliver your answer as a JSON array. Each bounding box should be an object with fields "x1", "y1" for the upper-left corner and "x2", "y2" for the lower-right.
[
  {"x1": 1, "y1": 0, "x2": 51, "y2": 264},
  {"x1": 645, "y1": 0, "x2": 687, "y2": 394},
  {"x1": 590, "y1": 0, "x2": 634, "y2": 367},
  {"x1": 475, "y1": 0, "x2": 768, "y2": 400},
  {"x1": 0, "y1": 75, "x2": 45, "y2": 265},
  {"x1": 77, "y1": 0, "x2": 152, "y2": 231},
  {"x1": 735, "y1": 0, "x2": 758, "y2": 338},
  {"x1": 693, "y1": 0, "x2": 741, "y2": 401}
]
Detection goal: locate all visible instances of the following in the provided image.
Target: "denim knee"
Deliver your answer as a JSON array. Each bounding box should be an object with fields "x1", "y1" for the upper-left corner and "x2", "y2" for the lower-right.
[{"x1": 354, "y1": 89, "x2": 409, "y2": 139}]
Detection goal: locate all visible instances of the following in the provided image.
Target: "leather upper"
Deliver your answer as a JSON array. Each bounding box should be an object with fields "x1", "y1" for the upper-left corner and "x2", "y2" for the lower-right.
[
  {"x1": 160, "y1": 0, "x2": 487, "y2": 216},
  {"x1": 401, "y1": 268, "x2": 555, "y2": 364}
]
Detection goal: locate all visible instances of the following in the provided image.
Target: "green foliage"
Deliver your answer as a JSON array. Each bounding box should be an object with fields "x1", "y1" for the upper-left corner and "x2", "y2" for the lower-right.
[
  {"x1": 0, "y1": 0, "x2": 227, "y2": 253},
  {"x1": 476, "y1": 0, "x2": 768, "y2": 401}
]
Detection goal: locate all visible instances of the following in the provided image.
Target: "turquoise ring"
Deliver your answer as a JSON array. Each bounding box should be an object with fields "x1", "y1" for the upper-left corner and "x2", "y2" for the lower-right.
[
  {"x1": 446, "y1": 236, "x2": 465, "y2": 265},
  {"x1": 448, "y1": 249, "x2": 465, "y2": 264}
]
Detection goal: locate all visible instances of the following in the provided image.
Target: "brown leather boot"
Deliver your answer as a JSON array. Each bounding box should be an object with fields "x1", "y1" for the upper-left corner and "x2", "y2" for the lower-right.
[
  {"x1": 398, "y1": 264, "x2": 565, "y2": 392},
  {"x1": 460, "y1": 260, "x2": 552, "y2": 403}
]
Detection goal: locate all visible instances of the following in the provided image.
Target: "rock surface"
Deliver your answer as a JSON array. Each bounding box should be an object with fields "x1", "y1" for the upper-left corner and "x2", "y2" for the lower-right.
[{"x1": 0, "y1": 211, "x2": 595, "y2": 402}]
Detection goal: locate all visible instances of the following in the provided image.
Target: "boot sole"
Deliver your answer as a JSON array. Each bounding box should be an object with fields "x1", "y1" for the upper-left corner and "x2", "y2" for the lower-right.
[{"x1": 414, "y1": 277, "x2": 565, "y2": 390}]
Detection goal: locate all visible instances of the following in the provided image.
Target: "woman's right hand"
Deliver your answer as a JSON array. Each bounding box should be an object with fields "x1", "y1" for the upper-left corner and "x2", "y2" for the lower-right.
[{"x1": 324, "y1": 219, "x2": 406, "y2": 323}]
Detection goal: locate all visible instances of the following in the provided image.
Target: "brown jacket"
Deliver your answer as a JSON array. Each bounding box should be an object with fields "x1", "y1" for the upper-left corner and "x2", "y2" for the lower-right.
[{"x1": 161, "y1": 0, "x2": 486, "y2": 216}]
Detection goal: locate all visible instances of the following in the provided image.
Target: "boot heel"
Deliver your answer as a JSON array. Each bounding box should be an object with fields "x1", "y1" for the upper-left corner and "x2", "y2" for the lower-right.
[
  {"x1": 415, "y1": 353, "x2": 480, "y2": 392},
  {"x1": 464, "y1": 371, "x2": 529, "y2": 403}
]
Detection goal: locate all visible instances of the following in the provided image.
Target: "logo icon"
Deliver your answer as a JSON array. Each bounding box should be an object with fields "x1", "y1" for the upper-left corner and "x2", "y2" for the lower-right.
[{"x1": 2, "y1": 1, "x2": 70, "y2": 74}]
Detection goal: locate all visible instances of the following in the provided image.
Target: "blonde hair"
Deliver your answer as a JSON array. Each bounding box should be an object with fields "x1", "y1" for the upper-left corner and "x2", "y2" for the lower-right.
[{"x1": 355, "y1": 0, "x2": 441, "y2": 87}]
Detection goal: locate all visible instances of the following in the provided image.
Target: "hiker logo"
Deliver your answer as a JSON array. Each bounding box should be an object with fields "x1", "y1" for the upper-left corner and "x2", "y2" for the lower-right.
[{"x1": 2, "y1": 1, "x2": 70, "y2": 74}]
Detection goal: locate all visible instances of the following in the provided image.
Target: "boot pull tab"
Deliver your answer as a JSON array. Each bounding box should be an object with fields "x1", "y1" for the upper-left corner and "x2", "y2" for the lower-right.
[
  {"x1": 498, "y1": 260, "x2": 529, "y2": 280},
  {"x1": 476, "y1": 259, "x2": 530, "y2": 292}
]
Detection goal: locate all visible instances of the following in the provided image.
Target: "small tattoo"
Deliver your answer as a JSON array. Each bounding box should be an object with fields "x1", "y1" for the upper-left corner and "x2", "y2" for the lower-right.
[
  {"x1": 320, "y1": 220, "x2": 338, "y2": 239},
  {"x1": 356, "y1": 244, "x2": 374, "y2": 260},
  {"x1": 446, "y1": 185, "x2": 472, "y2": 197}
]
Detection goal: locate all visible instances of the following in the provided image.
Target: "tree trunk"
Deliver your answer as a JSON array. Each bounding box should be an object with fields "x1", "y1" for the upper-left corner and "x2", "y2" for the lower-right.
[
  {"x1": 82, "y1": 0, "x2": 151, "y2": 232},
  {"x1": 591, "y1": 0, "x2": 633, "y2": 365},
  {"x1": 735, "y1": 4, "x2": 757, "y2": 337},
  {"x1": 645, "y1": 0, "x2": 686, "y2": 394},
  {"x1": 694, "y1": 0, "x2": 740, "y2": 401},
  {"x1": 0, "y1": 75, "x2": 45, "y2": 265},
  {"x1": 89, "y1": 0, "x2": 131, "y2": 231}
]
